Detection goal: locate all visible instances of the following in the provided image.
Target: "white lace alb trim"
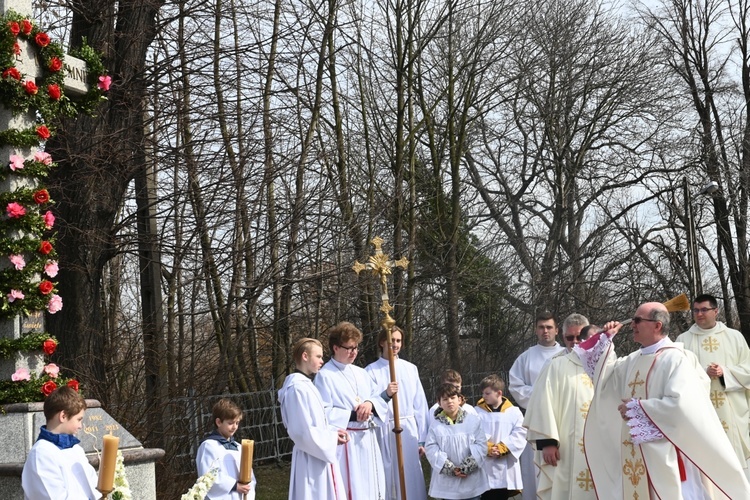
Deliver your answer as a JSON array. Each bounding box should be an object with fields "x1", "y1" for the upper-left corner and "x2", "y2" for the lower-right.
[
  {"x1": 573, "y1": 333, "x2": 612, "y2": 380},
  {"x1": 625, "y1": 399, "x2": 663, "y2": 444}
]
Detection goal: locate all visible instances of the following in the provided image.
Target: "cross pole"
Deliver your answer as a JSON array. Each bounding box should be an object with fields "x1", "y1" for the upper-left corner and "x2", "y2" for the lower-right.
[{"x1": 353, "y1": 236, "x2": 409, "y2": 500}]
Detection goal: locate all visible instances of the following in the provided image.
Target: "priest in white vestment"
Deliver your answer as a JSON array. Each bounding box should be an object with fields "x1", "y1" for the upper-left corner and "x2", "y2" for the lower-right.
[
  {"x1": 278, "y1": 338, "x2": 347, "y2": 500},
  {"x1": 509, "y1": 311, "x2": 566, "y2": 500},
  {"x1": 366, "y1": 326, "x2": 429, "y2": 500},
  {"x1": 575, "y1": 302, "x2": 750, "y2": 500},
  {"x1": 524, "y1": 314, "x2": 595, "y2": 500},
  {"x1": 315, "y1": 322, "x2": 390, "y2": 500},
  {"x1": 676, "y1": 293, "x2": 750, "y2": 480}
]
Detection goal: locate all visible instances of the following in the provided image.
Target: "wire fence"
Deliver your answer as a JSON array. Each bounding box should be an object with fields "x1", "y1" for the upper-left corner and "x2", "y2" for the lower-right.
[{"x1": 168, "y1": 370, "x2": 505, "y2": 483}]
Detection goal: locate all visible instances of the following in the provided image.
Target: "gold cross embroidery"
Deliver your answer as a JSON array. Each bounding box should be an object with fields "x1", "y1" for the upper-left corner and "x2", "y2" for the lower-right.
[
  {"x1": 577, "y1": 469, "x2": 594, "y2": 491},
  {"x1": 722, "y1": 420, "x2": 729, "y2": 433},
  {"x1": 702, "y1": 336, "x2": 720, "y2": 353},
  {"x1": 622, "y1": 438, "x2": 636, "y2": 458},
  {"x1": 581, "y1": 373, "x2": 594, "y2": 388},
  {"x1": 710, "y1": 390, "x2": 726, "y2": 409},
  {"x1": 628, "y1": 371, "x2": 645, "y2": 397},
  {"x1": 580, "y1": 400, "x2": 591, "y2": 420}
]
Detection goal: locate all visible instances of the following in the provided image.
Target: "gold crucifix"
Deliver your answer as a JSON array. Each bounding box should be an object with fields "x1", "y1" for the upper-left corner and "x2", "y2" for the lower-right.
[{"x1": 352, "y1": 236, "x2": 409, "y2": 499}]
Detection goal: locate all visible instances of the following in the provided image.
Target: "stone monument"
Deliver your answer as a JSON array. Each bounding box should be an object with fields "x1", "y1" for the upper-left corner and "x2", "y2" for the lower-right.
[{"x1": 0, "y1": 0, "x2": 164, "y2": 498}]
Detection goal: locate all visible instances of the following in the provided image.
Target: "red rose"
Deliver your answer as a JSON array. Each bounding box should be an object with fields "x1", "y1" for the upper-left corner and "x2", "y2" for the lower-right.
[
  {"x1": 39, "y1": 240, "x2": 53, "y2": 255},
  {"x1": 33, "y1": 189, "x2": 50, "y2": 204},
  {"x1": 8, "y1": 21, "x2": 19, "y2": 36},
  {"x1": 21, "y1": 20, "x2": 32, "y2": 35},
  {"x1": 38, "y1": 280, "x2": 54, "y2": 295},
  {"x1": 2, "y1": 67, "x2": 20, "y2": 81},
  {"x1": 48, "y1": 57, "x2": 62, "y2": 72},
  {"x1": 23, "y1": 80, "x2": 37, "y2": 95},
  {"x1": 36, "y1": 125, "x2": 50, "y2": 140},
  {"x1": 42, "y1": 338, "x2": 57, "y2": 355},
  {"x1": 13, "y1": 43, "x2": 20, "y2": 55},
  {"x1": 34, "y1": 33, "x2": 50, "y2": 48},
  {"x1": 67, "y1": 379, "x2": 79, "y2": 392},
  {"x1": 41, "y1": 380, "x2": 57, "y2": 396},
  {"x1": 47, "y1": 84, "x2": 61, "y2": 100}
]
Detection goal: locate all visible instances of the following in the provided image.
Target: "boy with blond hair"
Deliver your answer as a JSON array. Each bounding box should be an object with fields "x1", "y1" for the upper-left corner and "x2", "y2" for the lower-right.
[
  {"x1": 425, "y1": 383, "x2": 489, "y2": 500},
  {"x1": 196, "y1": 398, "x2": 256, "y2": 499},
  {"x1": 22, "y1": 386, "x2": 99, "y2": 499},
  {"x1": 475, "y1": 375, "x2": 525, "y2": 499},
  {"x1": 279, "y1": 337, "x2": 347, "y2": 500}
]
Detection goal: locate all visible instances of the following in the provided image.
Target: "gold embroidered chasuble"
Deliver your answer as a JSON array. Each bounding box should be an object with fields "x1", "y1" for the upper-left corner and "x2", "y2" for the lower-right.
[{"x1": 581, "y1": 335, "x2": 750, "y2": 500}]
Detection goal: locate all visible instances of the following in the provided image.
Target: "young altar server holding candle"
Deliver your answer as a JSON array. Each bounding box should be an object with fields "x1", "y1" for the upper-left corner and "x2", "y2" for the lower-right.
[
  {"x1": 196, "y1": 398, "x2": 257, "y2": 499},
  {"x1": 21, "y1": 386, "x2": 99, "y2": 500}
]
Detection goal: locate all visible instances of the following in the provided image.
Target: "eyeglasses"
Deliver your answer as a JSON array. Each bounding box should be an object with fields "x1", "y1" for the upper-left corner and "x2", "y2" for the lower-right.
[
  {"x1": 692, "y1": 307, "x2": 716, "y2": 314},
  {"x1": 337, "y1": 345, "x2": 359, "y2": 353},
  {"x1": 631, "y1": 317, "x2": 659, "y2": 325},
  {"x1": 565, "y1": 334, "x2": 588, "y2": 341}
]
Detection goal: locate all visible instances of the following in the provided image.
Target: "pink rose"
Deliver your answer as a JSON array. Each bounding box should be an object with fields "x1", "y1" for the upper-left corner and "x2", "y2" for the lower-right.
[
  {"x1": 34, "y1": 151, "x2": 52, "y2": 165},
  {"x1": 9, "y1": 254, "x2": 25, "y2": 270},
  {"x1": 98, "y1": 75, "x2": 112, "y2": 91},
  {"x1": 6, "y1": 202, "x2": 25, "y2": 218},
  {"x1": 43, "y1": 363, "x2": 60, "y2": 378},
  {"x1": 9, "y1": 154, "x2": 24, "y2": 171},
  {"x1": 11, "y1": 367, "x2": 30, "y2": 381},
  {"x1": 7, "y1": 289, "x2": 24, "y2": 302},
  {"x1": 43, "y1": 210, "x2": 55, "y2": 229},
  {"x1": 44, "y1": 261, "x2": 59, "y2": 278},
  {"x1": 47, "y1": 294, "x2": 62, "y2": 314}
]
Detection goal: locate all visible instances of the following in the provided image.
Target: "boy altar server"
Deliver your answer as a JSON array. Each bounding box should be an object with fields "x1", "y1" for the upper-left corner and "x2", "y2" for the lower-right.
[
  {"x1": 278, "y1": 337, "x2": 347, "y2": 500},
  {"x1": 426, "y1": 383, "x2": 489, "y2": 500},
  {"x1": 315, "y1": 322, "x2": 390, "y2": 500},
  {"x1": 475, "y1": 375, "x2": 525, "y2": 500},
  {"x1": 366, "y1": 325, "x2": 429, "y2": 500},
  {"x1": 195, "y1": 398, "x2": 256, "y2": 499},
  {"x1": 22, "y1": 386, "x2": 99, "y2": 500}
]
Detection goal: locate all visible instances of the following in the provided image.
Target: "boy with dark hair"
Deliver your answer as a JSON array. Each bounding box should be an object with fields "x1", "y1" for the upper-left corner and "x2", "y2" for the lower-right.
[
  {"x1": 427, "y1": 369, "x2": 477, "y2": 432},
  {"x1": 196, "y1": 398, "x2": 256, "y2": 499},
  {"x1": 425, "y1": 383, "x2": 489, "y2": 500},
  {"x1": 22, "y1": 386, "x2": 99, "y2": 499},
  {"x1": 475, "y1": 375, "x2": 525, "y2": 499}
]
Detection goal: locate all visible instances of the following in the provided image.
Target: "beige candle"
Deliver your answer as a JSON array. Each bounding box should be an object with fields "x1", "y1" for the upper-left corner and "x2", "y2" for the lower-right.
[
  {"x1": 97, "y1": 433, "x2": 119, "y2": 492},
  {"x1": 239, "y1": 439, "x2": 254, "y2": 484}
]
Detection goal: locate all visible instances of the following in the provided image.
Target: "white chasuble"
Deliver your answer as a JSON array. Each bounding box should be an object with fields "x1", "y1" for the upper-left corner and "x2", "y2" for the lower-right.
[
  {"x1": 315, "y1": 359, "x2": 388, "y2": 500},
  {"x1": 579, "y1": 334, "x2": 750, "y2": 500},
  {"x1": 524, "y1": 350, "x2": 595, "y2": 500},
  {"x1": 677, "y1": 322, "x2": 750, "y2": 479}
]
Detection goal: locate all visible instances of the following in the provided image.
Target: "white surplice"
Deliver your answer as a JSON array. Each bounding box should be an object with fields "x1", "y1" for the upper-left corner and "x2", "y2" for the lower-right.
[
  {"x1": 195, "y1": 438, "x2": 257, "y2": 499},
  {"x1": 315, "y1": 358, "x2": 388, "y2": 500},
  {"x1": 22, "y1": 439, "x2": 99, "y2": 500},
  {"x1": 278, "y1": 372, "x2": 345, "y2": 500},
  {"x1": 475, "y1": 397, "x2": 526, "y2": 491},
  {"x1": 676, "y1": 321, "x2": 750, "y2": 480},
  {"x1": 366, "y1": 356, "x2": 429, "y2": 500},
  {"x1": 524, "y1": 350, "x2": 595, "y2": 499}
]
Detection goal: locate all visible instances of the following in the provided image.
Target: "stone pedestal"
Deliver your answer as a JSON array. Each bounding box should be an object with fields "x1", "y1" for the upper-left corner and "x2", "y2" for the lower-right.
[{"x1": 0, "y1": 399, "x2": 164, "y2": 499}]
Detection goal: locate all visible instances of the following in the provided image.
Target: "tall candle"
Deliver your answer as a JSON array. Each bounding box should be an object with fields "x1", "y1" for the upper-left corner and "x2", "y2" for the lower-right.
[
  {"x1": 97, "y1": 433, "x2": 119, "y2": 492},
  {"x1": 239, "y1": 439, "x2": 254, "y2": 483}
]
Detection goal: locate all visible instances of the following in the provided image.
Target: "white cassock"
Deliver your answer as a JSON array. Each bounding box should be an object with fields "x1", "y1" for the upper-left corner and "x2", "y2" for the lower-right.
[
  {"x1": 576, "y1": 334, "x2": 750, "y2": 500},
  {"x1": 315, "y1": 358, "x2": 388, "y2": 500},
  {"x1": 22, "y1": 439, "x2": 99, "y2": 500},
  {"x1": 365, "y1": 356, "x2": 429, "y2": 500},
  {"x1": 195, "y1": 437, "x2": 257, "y2": 499},
  {"x1": 278, "y1": 372, "x2": 345, "y2": 500},
  {"x1": 475, "y1": 397, "x2": 526, "y2": 492},
  {"x1": 509, "y1": 342, "x2": 565, "y2": 500},
  {"x1": 523, "y1": 350, "x2": 595, "y2": 499},
  {"x1": 425, "y1": 410, "x2": 489, "y2": 499},
  {"x1": 676, "y1": 321, "x2": 750, "y2": 480}
]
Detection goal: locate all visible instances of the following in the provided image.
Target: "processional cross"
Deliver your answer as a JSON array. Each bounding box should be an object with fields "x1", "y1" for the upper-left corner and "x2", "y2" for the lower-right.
[{"x1": 353, "y1": 236, "x2": 409, "y2": 499}]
